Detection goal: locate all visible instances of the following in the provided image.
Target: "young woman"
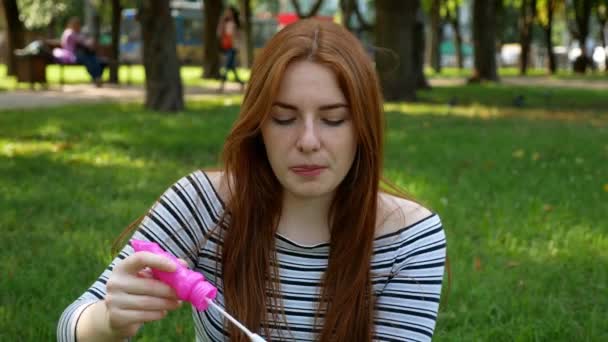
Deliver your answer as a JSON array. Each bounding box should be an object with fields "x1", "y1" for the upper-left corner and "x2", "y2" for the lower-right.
[
  {"x1": 217, "y1": 6, "x2": 245, "y2": 92},
  {"x1": 58, "y1": 19, "x2": 446, "y2": 342}
]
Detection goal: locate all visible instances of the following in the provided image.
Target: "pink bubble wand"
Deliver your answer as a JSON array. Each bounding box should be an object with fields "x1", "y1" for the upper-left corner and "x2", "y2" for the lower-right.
[{"x1": 130, "y1": 239, "x2": 266, "y2": 342}]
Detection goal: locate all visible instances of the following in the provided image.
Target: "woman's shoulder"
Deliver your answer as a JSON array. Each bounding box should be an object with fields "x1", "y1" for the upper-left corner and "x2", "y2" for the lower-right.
[
  {"x1": 191, "y1": 169, "x2": 231, "y2": 205},
  {"x1": 375, "y1": 192, "x2": 436, "y2": 239}
]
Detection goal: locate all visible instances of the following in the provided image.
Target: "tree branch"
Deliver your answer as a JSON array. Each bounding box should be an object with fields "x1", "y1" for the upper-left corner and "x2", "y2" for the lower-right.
[
  {"x1": 291, "y1": 0, "x2": 324, "y2": 19},
  {"x1": 353, "y1": 0, "x2": 373, "y2": 31}
]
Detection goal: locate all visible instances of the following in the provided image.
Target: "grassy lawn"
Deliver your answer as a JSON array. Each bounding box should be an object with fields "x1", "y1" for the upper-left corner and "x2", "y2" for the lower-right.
[
  {"x1": 1, "y1": 85, "x2": 607, "y2": 341},
  {"x1": 2, "y1": 63, "x2": 606, "y2": 91},
  {"x1": 0, "y1": 64, "x2": 250, "y2": 91},
  {"x1": 426, "y1": 66, "x2": 608, "y2": 81}
]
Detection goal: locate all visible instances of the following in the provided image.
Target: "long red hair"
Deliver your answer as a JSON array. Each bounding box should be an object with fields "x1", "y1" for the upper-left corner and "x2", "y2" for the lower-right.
[{"x1": 221, "y1": 19, "x2": 384, "y2": 341}]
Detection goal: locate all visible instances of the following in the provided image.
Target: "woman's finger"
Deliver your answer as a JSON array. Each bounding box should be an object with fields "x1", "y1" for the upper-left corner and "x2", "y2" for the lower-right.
[
  {"x1": 120, "y1": 251, "x2": 176, "y2": 275},
  {"x1": 127, "y1": 277, "x2": 178, "y2": 299},
  {"x1": 136, "y1": 267, "x2": 153, "y2": 279},
  {"x1": 109, "y1": 308, "x2": 168, "y2": 327},
  {"x1": 113, "y1": 293, "x2": 181, "y2": 311}
]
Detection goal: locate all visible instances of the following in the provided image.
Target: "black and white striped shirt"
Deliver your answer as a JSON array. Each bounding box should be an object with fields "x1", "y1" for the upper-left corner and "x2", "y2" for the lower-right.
[{"x1": 58, "y1": 170, "x2": 446, "y2": 341}]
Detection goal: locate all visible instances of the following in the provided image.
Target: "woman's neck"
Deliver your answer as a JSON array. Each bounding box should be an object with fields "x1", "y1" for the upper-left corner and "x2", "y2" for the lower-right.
[{"x1": 276, "y1": 191, "x2": 333, "y2": 245}]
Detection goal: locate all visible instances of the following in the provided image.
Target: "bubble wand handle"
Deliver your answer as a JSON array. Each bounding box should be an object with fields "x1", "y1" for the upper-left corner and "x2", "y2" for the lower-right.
[{"x1": 205, "y1": 299, "x2": 267, "y2": 342}]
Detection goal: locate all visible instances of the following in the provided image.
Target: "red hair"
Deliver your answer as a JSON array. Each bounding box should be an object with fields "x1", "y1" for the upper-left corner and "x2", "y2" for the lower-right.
[{"x1": 221, "y1": 19, "x2": 384, "y2": 341}]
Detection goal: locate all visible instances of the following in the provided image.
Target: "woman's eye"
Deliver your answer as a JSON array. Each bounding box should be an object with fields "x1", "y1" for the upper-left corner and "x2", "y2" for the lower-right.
[
  {"x1": 272, "y1": 117, "x2": 296, "y2": 125},
  {"x1": 322, "y1": 119, "x2": 345, "y2": 126}
]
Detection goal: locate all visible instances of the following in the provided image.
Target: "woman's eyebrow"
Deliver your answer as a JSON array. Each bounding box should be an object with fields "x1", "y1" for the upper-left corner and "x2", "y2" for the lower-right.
[{"x1": 272, "y1": 101, "x2": 349, "y2": 111}]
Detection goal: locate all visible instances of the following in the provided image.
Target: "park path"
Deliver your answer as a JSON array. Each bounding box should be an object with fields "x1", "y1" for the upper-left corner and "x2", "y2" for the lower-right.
[
  {"x1": 1, "y1": 76, "x2": 607, "y2": 110},
  {"x1": 0, "y1": 82, "x2": 242, "y2": 110}
]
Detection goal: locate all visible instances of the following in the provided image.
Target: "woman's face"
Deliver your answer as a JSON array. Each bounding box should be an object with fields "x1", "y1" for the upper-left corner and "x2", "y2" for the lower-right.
[{"x1": 261, "y1": 60, "x2": 357, "y2": 200}]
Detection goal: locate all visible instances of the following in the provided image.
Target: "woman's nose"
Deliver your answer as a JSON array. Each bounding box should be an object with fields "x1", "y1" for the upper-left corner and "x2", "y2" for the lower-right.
[{"x1": 296, "y1": 119, "x2": 321, "y2": 153}]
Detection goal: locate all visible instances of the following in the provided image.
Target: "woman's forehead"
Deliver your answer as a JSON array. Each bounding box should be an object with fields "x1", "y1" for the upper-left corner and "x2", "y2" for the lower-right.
[{"x1": 275, "y1": 60, "x2": 346, "y2": 106}]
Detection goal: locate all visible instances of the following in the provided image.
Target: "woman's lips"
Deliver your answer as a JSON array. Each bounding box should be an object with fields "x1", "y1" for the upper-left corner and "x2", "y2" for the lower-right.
[{"x1": 290, "y1": 166, "x2": 326, "y2": 177}]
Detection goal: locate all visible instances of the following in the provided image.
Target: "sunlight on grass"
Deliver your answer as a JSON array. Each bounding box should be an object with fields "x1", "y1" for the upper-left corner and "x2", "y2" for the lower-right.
[
  {"x1": 0, "y1": 138, "x2": 148, "y2": 168},
  {"x1": 0, "y1": 139, "x2": 63, "y2": 157},
  {"x1": 490, "y1": 224, "x2": 608, "y2": 262},
  {"x1": 385, "y1": 102, "x2": 502, "y2": 119},
  {"x1": 66, "y1": 149, "x2": 148, "y2": 168}
]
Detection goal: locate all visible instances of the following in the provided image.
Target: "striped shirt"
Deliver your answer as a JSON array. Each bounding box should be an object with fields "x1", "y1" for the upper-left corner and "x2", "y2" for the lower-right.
[{"x1": 58, "y1": 170, "x2": 446, "y2": 341}]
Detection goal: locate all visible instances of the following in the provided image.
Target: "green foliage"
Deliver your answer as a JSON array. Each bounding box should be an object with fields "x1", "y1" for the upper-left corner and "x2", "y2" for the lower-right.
[
  {"x1": 0, "y1": 82, "x2": 607, "y2": 340},
  {"x1": 16, "y1": 0, "x2": 77, "y2": 29}
]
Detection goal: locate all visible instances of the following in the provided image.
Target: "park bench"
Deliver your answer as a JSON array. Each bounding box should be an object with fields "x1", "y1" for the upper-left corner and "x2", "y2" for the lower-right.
[{"x1": 14, "y1": 40, "x2": 133, "y2": 89}]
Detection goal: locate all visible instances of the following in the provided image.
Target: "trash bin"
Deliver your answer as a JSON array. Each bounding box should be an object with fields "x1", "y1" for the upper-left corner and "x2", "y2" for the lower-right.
[
  {"x1": 14, "y1": 40, "x2": 52, "y2": 88},
  {"x1": 14, "y1": 54, "x2": 47, "y2": 85}
]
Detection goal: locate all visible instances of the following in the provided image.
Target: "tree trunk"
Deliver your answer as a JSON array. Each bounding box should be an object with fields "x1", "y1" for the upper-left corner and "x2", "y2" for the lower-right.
[
  {"x1": 375, "y1": 0, "x2": 418, "y2": 101},
  {"x1": 139, "y1": 0, "x2": 184, "y2": 112},
  {"x1": 430, "y1": 0, "x2": 442, "y2": 73},
  {"x1": 544, "y1": 0, "x2": 557, "y2": 74},
  {"x1": 340, "y1": 0, "x2": 355, "y2": 31},
  {"x1": 2, "y1": 0, "x2": 25, "y2": 76},
  {"x1": 470, "y1": 0, "x2": 499, "y2": 82},
  {"x1": 519, "y1": 0, "x2": 537, "y2": 75},
  {"x1": 597, "y1": 3, "x2": 607, "y2": 74},
  {"x1": 453, "y1": 17, "x2": 464, "y2": 69},
  {"x1": 109, "y1": 0, "x2": 121, "y2": 84},
  {"x1": 203, "y1": 0, "x2": 222, "y2": 79},
  {"x1": 445, "y1": 2, "x2": 464, "y2": 69},
  {"x1": 572, "y1": 0, "x2": 593, "y2": 73},
  {"x1": 414, "y1": 7, "x2": 430, "y2": 89},
  {"x1": 239, "y1": 0, "x2": 254, "y2": 68}
]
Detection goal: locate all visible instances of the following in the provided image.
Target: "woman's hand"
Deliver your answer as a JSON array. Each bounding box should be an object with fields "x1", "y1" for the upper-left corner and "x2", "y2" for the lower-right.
[{"x1": 104, "y1": 251, "x2": 185, "y2": 338}]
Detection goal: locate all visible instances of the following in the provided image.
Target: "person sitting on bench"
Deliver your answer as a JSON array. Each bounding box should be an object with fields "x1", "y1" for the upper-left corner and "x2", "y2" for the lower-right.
[{"x1": 52, "y1": 17, "x2": 106, "y2": 87}]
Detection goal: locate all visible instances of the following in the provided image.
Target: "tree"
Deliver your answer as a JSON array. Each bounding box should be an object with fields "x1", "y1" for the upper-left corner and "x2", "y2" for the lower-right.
[
  {"x1": 568, "y1": 0, "x2": 594, "y2": 73},
  {"x1": 291, "y1": 0, "x2": 324, "y2": 18},
  {"x1": 339, "y1": 0, "x2": 373, "y2": 33},
  {"x1": 519, "y1": 0, "x2": 538, "y2": 75},
  {"x1": 138, "y1": 0, "x2": 184, "y2": 111},
  {"x1": 202, "y1": 0, "x2": 222, "y2": 79},
  {"x1": 443, "y1": 0, "x2": 464, "y2": 69},
  {"x1": 375, "y1": 0, "x2": 420, "y2": 101},
  {"x1": 2, "y1": 0, "x2": 25, "y2": 76},
  {"x1": 470, "y1": 0, "x2": 500, "y2": 82},
  {"x1": 414, "y1": 6, "x2": 430, "y2": 89},
  {"x1": 108, "y1": 0, "x2": 121, "y2": 84},
  {"x1": 597, "y1": 0, "x2": 607, "y2": 73},
  {"x1": 536, "y1": 0, "x2": 563, "y2": 74},
  {"x1": 239, "y1": 0, "x2": 254, "y2": 67},
  {"x1": 429, "y1": 0, "x2": 442, "y2": 73}
]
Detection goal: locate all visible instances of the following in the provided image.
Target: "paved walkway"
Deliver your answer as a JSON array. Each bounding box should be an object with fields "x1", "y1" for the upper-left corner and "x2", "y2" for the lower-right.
[
  {"x1": 0, "y1": 82, "x2": 243, "y2": 110},
  {"x1": 1, "y1": 77, "x2": 607, "y2": 110}
]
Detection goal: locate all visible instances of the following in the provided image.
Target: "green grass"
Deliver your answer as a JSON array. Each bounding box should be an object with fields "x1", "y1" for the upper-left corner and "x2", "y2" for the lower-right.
[
  {"x1": 0, "y1": 63, "x2": 250, "y2": 90},
  {"x1": 426, "y1": 66, "x2": 608, "y2": 81},
  {"x1": 2, "y1": 63, "x2": 606, "y2": 91},
  {"x1": 1, "y1": 86, "x2": 607, "y2": 341}
]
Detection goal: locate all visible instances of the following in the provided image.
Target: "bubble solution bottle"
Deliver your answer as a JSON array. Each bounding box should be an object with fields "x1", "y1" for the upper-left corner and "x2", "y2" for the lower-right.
[
  {"x1": 130, "y1": 239, "x2": 266, "y2": 342},
  {"x1": 130, "y1": 239, "x2": 217, "y2": 310}
]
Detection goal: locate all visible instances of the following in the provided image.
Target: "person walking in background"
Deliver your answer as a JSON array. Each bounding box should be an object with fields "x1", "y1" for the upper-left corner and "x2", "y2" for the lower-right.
[
  {"x1": 217, "y1": 6, "x2": 245, "y2": 92},
  {"x1": 52, "y1": 17, "x2": 106, "y2": 87}
]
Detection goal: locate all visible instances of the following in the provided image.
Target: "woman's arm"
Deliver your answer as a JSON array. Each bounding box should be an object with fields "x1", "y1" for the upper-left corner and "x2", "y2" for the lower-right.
[{"x1": 57, "y1": 171, "x2": 225, "y2": 341}]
